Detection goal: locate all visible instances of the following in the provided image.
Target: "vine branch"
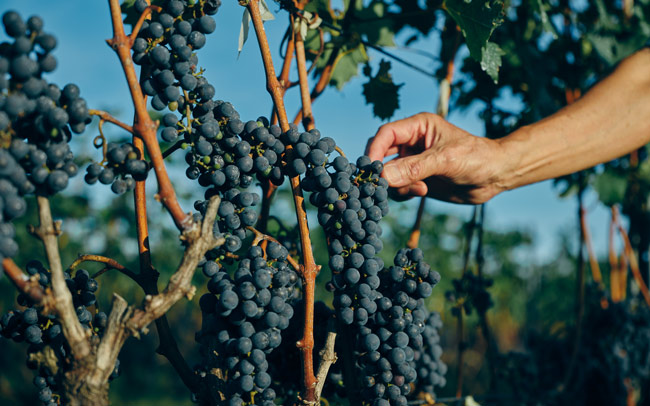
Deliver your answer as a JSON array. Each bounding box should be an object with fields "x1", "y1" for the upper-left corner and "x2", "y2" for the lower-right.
[
  {"x1": 126, "y1": 195, "x2": 225, "y2": 333},
  {"x1": 294, "y1": 19, "x2": 315, "y2": 130},
  {"x1": 106, "y1": 0, "x2": 190, "y2": 231},
  {"x1": 313, "y1": 318, "x2": 337, "y2": 402},
  {"x1": 89, "y1": 195, "x2": 225, "y2": 390},
  {"x1": 2, "y1": 258, "x2": 46, "y2": 303},
  {"x1": 31, "y1": 196, "x2": 91, "y2": 360},
  {"x1": 68, "y1": 254, "x2": 138, "y2": 282},
  {"x1": 293, "y1": 61, "x2": 335, "y2": 125},
  {"x1": 247, "y1": 0, "x2": 320, "y2": 401}
]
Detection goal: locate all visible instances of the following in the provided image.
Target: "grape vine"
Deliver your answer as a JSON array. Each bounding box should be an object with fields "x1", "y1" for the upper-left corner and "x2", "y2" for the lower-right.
[{"x1": 0, "y1": 2, "x2": 448, "y2": 405}]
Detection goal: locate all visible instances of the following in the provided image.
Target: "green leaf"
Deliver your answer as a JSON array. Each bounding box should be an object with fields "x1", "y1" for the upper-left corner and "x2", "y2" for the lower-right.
[
  {"x1": 329, "y1": 45, "x2": 369, "y2": 90},
  {"x1": 443, "y1": 0, "x2": 504, "y2": 79},
  {"x1": 121, "y1": 0, "x2": 140, "y2": 27},
  {"x1": 354, "y1": 1, "x2": 396, "y2": 47},
  {"x1": 480, "y1": 41, "x2": 505, "y2": 83},
  {"x1": 304, "y1": 0, "x2": 333, "y2": 19},
  {"x1": 593, "y1": 170, "x2": 627, "y2": 207},
  {"x1": 362, "y1": 60, "x2": 403, "y2": 120}
]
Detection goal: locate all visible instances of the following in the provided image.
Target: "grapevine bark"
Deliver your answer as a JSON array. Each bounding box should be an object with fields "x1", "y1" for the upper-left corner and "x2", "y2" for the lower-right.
[{"x1": 32, "y1": 196, "x2": 91, "y2": 360}]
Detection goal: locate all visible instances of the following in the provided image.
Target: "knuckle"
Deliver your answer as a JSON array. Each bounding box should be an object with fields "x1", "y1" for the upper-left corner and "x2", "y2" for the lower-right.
[
  {"x1": 404, "y1": 159, "x2": 423, "y2": 180},
  {"x1": 376, "y1": 123, "x2": 391, "y2": 134}
]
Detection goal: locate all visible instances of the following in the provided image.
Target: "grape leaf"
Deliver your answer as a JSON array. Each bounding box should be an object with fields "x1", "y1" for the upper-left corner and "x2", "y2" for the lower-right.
[
  {"x1": 329, "y1": 45, "x2": 369, "y2": 90},
  {"x1": 480, "y1": 41, "x2": 505, "y2": 83},
  {"x1": 354, "y1": 1, "x2": 396, "y2": 47},
  {"x1": 444, "y1": 0, "x2": 505, "y2": 80},
  {"x1": 362, "y1": 60, "x2": 403, "y2": 120}
]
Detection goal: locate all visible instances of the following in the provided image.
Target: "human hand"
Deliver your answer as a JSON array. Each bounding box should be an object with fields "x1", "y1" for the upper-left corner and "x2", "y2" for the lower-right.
[{"x1": 365, "y1": 112, "x2": 510, "y2": 204}]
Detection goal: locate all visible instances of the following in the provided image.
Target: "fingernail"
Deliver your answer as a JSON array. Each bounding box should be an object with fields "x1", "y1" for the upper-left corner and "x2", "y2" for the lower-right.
[{"x1": 383, "y1": 164, "x2": 399, "y2": 185}]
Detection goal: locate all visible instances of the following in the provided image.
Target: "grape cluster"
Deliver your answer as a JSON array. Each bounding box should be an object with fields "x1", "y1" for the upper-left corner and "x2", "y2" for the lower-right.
[
  {"x1": 84, "y1": 141, "x2": 149, "y2": 194},
  {"x1": 345, "y1": 248, "x2": 442, "y2": 406},
  {"x1": 413, "y1": 310, "x2": 447, "y2": 395},
  {"x1": 118, "y1": 4, "x2": 447, "y2": 404},
  {"x1": 131, "y1": 0, "x2": 220, "y2": 112},
  {"x1": 308, "y1": 154, "x2": 388, "y2": 325},
  {"x1": 0, "y1": 260, "x2": 118, "y2": 406},
  {"x1": 196, "y1": 244, "x2": 300, "y2": 405},
  {"x1": 0, "y1": 11, "x2": 89, "y2": 264},
  {"x1": 86, "y1": 0, "x2": 222, "y2": 193}
]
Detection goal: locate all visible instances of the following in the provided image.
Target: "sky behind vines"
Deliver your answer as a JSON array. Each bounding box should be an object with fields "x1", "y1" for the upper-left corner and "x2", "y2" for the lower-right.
[{"x1": 3, "y1": 0, "x2": 619, "y2": 263}]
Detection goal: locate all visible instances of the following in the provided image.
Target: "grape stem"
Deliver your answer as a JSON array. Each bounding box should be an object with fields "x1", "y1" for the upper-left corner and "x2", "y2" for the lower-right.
[
  {"x1": 128, "y1": 5, "x2": 163, "y2": 46},
  {"x1": 247, "y1": 226, "x2": 301, "y2": 272},
  {"x1": 1, "y1": 258, "x2": 46, "y2": 303},
  {"x1": 161, "y1": 139, "x2": 186, "y2": 159},
  {"x1": 306, "y1": 27, "x2": 325, "y2": 76},
  {"x1": 68, "y1": 254, "x2": 139, "y2": 282},
  {"x1": 106, "y1": 0, "x2": 190, "y2": 232},
  {"x1": 247, "y1": 0, "x2": 320, "y2": 401},
  {"x1": 123, "y1": 195, "x2": 225, "y2": 333},
  {"x1": 88, "y1": 109, "x2": 134, "y2": 133}
]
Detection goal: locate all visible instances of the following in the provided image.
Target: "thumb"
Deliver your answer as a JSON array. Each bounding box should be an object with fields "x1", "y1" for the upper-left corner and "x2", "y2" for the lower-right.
[{"x1": 382, "y1": 154, "x2": 435, "y2": 188}]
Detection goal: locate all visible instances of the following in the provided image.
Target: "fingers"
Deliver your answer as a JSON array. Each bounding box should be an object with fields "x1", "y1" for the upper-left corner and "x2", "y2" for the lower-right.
[
  {"x1": 382, "y1": 153, "x2": 438, "y2": 188},
  {"x1": 387, "y1": 181, "x2": 428, "y2": 202},
  {"x1": 395, "y1": 181, "x2": 428, "y2": 197},
  {"x1": 365, "y1": 113, "x2": 433, "y2": 162}
]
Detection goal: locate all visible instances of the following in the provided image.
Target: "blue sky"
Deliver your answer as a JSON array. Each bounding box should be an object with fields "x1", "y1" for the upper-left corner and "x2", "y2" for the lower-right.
[{"x1": 2, "y1": 0, "x2": 618, "y2": 263}]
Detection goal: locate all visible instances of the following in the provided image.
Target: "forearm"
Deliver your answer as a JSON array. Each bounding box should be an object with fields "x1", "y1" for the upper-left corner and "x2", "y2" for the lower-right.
[{"x1": 497, "y1": 48, "x2": 650, "y2": 191}]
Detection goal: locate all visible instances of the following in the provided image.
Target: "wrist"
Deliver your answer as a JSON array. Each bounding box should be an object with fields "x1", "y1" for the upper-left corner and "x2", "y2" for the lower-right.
[{"x1": 493, "y1": 125, "x2": 532, "y2": 192}]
